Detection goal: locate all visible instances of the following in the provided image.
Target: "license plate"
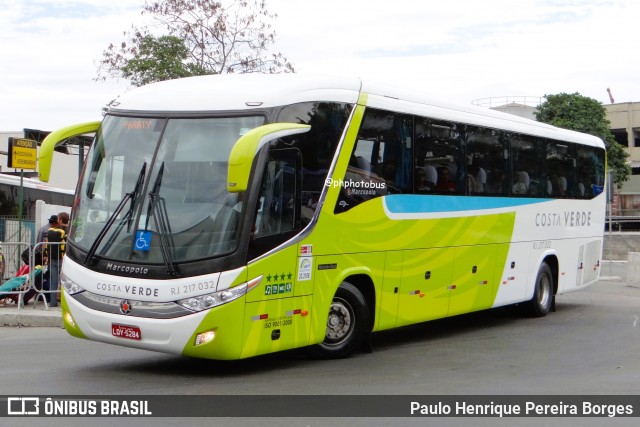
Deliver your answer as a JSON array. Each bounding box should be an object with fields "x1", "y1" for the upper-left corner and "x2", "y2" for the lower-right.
[{"x1": 112, "y1": 323, "x2": 142, "y2": 341}]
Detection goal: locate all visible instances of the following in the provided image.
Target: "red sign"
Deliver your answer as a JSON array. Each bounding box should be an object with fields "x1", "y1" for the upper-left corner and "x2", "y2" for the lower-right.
[{"x1": 112, "y1": 323, "x2": 142, "y2": 341}]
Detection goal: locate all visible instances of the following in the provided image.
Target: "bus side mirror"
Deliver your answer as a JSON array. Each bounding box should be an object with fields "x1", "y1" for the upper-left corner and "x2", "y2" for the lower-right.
[{"x1": 227, "y1": 123, "x2": 310, "y2": 193}]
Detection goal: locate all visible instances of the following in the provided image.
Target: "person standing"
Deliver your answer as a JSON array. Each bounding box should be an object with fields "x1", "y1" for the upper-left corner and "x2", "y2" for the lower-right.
[
  {"x1": 45, "y1": 214, "x2": 67, "y2": 308},
  {"x1": 57, "y1": 212, "x2": 70, "y2": 234},
  {"x1": 37, "y1": 215, "x2": 59, "y2": 254},
  {"x1": 38, "y1": 215, "x2": 59, "y2": 242}
]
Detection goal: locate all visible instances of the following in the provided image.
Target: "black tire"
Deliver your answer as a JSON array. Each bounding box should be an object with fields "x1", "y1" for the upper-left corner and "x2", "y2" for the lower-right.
[
  {"x1": 306, "y1": 282, "x2": 370, "y2": 359},
  {"x1": 527, "y1": 262, "x2": 554, "y2": 317}
]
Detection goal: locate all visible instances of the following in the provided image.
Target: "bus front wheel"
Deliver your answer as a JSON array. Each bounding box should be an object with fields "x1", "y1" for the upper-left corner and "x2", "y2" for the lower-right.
[
  {"x1": 527, "y1": 262, "x2": 554, "y2": 317},
  {"x1": 306, "y1": 282, "x2": 370, "y2": 359}
]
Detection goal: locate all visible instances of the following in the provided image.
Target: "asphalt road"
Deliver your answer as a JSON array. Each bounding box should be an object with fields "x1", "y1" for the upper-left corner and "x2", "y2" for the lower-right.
[{"x1": 1, "y1": 261, "x2": 638, "y2": 427}]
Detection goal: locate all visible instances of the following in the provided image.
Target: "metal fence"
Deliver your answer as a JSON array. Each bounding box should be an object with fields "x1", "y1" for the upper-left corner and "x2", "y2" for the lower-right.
[
  {"x1": 0, "y1": 217, "x2": 35, "y2": 279},
  {"x1": 606, "y1": 215, "x2": 640, "y2": 231},
  {"x1": 0, "y1": 241, "x2": 64, "y2": 311},
  {"x1": 0, "y1": 216, "x2": 35, "y2": 243}
]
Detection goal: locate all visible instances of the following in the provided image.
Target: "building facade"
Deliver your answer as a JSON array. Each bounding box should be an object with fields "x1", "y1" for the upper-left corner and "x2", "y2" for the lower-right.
[{"x1": 605, "y1": 102, "x2": 640, "y2": 217}]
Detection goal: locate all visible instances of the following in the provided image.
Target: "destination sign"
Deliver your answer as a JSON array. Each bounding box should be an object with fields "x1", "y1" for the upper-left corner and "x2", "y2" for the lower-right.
[{"x1": 8, "y1": 137, "x2": 37, "y2": 170}]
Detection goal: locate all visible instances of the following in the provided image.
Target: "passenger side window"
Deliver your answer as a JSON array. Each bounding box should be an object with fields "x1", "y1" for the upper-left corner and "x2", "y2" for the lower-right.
[
  {"x1": 591, "y1": 146, "x2": 606, "y2": 196},
  {"x1": 576, "y1": 146, "x2": 598, "y2": 199},
  {"x1": 335, "y1": 109, "x2": 412, "y2": 213},
  {"x1": 510, "y1": 135, "x2": 546, "y2": 197},
  {"x1": 464, "y1": 126, "x2": 508, "y2": 196},
  {"x1": 547, "y1": 141, "x2": 573, "y2": 198},
  {"x1": 415, "y1": 118, "x2": 463, "y2": 195},
  {"x1": 277, "y1": 102, "x2": 353, "y2": 224}
]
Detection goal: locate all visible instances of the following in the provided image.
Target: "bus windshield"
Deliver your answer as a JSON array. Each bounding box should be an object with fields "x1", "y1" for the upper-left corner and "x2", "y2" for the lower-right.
[{"x1": 70, "y1": 115, "x2": 265, "y2": 264}]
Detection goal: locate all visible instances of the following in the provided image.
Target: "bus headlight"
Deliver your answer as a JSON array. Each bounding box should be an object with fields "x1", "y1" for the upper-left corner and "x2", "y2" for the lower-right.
[
  {"x1": 61, "y1": 272, "x2": 85, "y2": 295},
  {"x1": 177, "y1": 276, "x2": 262, "y2": 312}
]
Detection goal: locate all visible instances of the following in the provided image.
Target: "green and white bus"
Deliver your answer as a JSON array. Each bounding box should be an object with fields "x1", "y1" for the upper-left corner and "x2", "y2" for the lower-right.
[{"x1": 54, "y1": 75, "x2": 606, "y2": 359}]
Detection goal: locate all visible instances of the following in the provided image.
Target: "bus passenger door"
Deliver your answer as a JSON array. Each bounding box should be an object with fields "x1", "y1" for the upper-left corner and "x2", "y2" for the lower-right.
[
  {"x1": 248, "y1": 148, "x2": 302, "y2": 259},
  {"x1": 396, "y1": 248, "x2": 454, "y2": 327},
  {"x1": 448, "y1": 245, "x2": 497, "y2": 317},
  {"x1": 241, "y1": 147, "x2": 313, "y2": 358}
]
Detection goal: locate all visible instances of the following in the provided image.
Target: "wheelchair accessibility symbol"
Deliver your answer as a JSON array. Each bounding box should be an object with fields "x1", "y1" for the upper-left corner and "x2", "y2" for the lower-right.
[{"x1": 134, "y1": 230, "x2": 152, "y2": 251}]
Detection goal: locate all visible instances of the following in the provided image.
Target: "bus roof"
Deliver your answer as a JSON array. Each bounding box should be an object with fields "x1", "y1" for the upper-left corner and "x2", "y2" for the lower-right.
[
  {"x1": 109, "y1": 74, "x2": 604, "y2": 149},
  {"x1": 111, "y1": 74, "x2": 362, "y2": 112}
]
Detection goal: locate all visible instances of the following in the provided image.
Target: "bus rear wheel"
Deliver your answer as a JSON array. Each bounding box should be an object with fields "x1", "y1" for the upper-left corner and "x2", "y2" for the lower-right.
[
  {"x1": 306, "y1": 282, "x2": 370, "y2": 359},
  {"x1": 527, "y1": 262, "x2": 554, "y2": 317}
]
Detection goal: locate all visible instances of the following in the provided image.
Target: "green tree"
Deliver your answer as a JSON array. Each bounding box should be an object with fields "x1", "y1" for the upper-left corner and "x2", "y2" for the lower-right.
[
  {"x1": 97, "y1": 0, "x2": 294, "y2": 86},
  {"x1": 535, "y1": 92, "x2": 631, "y2": 187},
  {"x1": 120, "y1": 35, "x2": 209, "y2": 86}
]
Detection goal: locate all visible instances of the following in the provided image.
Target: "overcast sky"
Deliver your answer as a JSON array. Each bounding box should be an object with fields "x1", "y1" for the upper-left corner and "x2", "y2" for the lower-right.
[{"x1": 1, "y1": 0, "x2": 638, "y2": 132}]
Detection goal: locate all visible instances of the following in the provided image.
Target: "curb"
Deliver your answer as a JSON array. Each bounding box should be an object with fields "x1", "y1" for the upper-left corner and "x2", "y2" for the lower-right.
[
  {"x1": 0, "y1": 307, "x2": 63, "y2": 328},
  {"x1": 599, "y1": 276, "x2": 623, "y2": 282}
]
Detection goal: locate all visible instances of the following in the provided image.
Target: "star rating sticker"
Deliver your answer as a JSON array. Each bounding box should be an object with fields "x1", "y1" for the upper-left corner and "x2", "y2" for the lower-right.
[
  {"x1": 287, "y1": 272, "x2": 292, "y2": 280},
  {"x1": 266, "y1": 274, "x2": 272, "y2": 282}
]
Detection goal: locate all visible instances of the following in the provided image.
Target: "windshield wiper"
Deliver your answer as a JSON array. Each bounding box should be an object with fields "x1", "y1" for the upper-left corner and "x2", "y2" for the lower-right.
[
  {"x1": 84, "y1": 163, "x2": 147, "y2": 266},
  {"x1": 144, "y1": 163, "x2": 179, "y2": 276},
  {"x1": 127, "y1": 162, "x2": 147, "y2": 232}
]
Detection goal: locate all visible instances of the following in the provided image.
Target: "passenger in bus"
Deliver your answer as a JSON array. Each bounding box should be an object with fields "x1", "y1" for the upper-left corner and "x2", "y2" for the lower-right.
[
  {"x1": 527, "y1": 179, "x2": 540, "y2": 195},
  {"x1": 468, "y1": 164, "x2": 485, "y2": 193},
  {"x1": 486, "y1": 170, "x2": 506, "y2": 194},
  {"x1": 415, "y1": 167, "x2": 434, "y2": 192},
  {"x1": 467, "y1": 172, "x2": 477, "y2": 194},
  {"x1": 577, "y1": 171, "x2": 592, "y2": 198},
  {"x1": 577, "y1": 182, "x2": 586, "y2": 197},
  {"x1": 435, "y1": 167, "x2": 455, "y2": 192},
  {"x1": 424, "y1": 165, "x2": 438, "y2": 189},
  {"x1": 512, "y1": 171, "x2": 529, "y2": 195},
  {"x1": 475, "y1": 166, "x2": 487, "y2": 193},
  {"x1": 555, "y1": 175, "x2": 567, "y2": 197}
]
